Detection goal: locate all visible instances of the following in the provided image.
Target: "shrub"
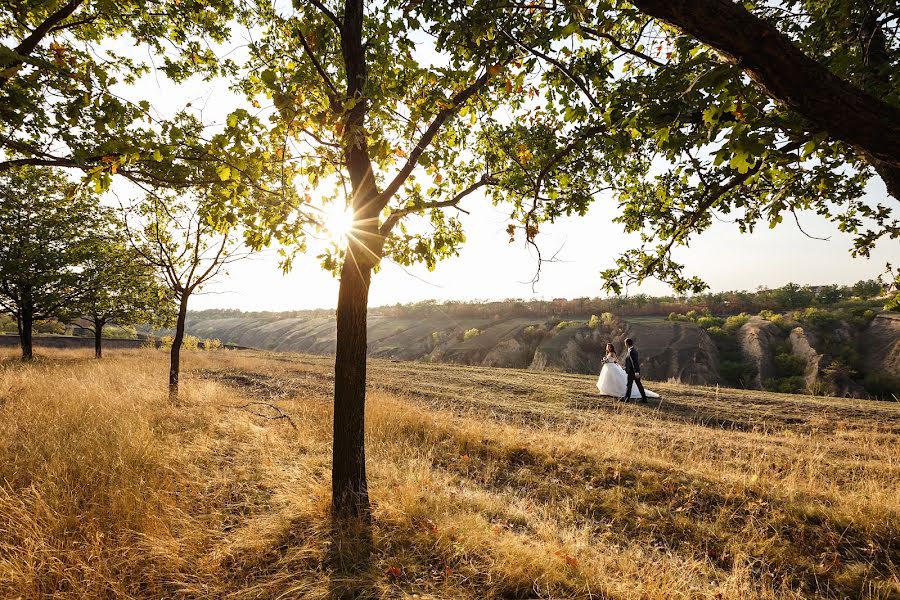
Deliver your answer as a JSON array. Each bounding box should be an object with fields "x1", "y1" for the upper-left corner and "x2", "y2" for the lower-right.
[
  {"x1": 588, "y1": 315, "x2": 601, "y2": 329},
  {"x1": 104, "y1": 325, "x2": 137, "y2": 339},
  {"x1": 182, "y1": 335, "x2": 200, "y2": 351},
  {"x1": 158, "y1": 335, "x2": 174, "y2": 349},
  {"x1": 668, "y1": 312, "x2": 691, "y2": 322},
  {"x1": 769, "y1": 376, "x2": 806, "y2": 394},
  {"x1": 774, "y1": 353, "x2": 807, "y2": 378},
  {"x1": 34, "y1": 319, "x2": 65, "y2": 335},
  {"x1": 720, "y1": 360, "x2": 757, "y2": 388},
  {"x1": 723, "y1": 313, "x2": 750, "y2": 331},
  {"x1": 864, "y1": 373, "x2": 900, "y2": 400},
  {"x1": 800, "y1": 307, "x2": 840, "y2": 329},
  {"x1": 696, "y1": 316, "x2": 723, "y2": 330},
  {"x1": 203, "y1": 338, "x2": 222, "y2": 351},
  {"x1": 463, "y1": 328, "x2": 481, "y2": 341},
  {"x1": 555, "y1": 320, "x2": 583, "y2": 330}
]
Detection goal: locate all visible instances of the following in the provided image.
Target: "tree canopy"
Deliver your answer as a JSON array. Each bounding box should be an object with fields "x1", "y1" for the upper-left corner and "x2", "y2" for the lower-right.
[{"x1": 0, "y1": 165, "x2": 99, "y2": 358}]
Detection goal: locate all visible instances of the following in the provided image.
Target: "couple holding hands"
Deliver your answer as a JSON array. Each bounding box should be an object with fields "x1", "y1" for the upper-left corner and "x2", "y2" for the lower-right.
[{"x1": 595, "y1": 338, "x2": 660, "y2": 402}]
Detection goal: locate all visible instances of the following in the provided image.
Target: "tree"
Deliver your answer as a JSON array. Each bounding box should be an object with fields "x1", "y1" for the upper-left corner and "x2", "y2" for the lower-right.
[
  {"x1": 126, "y1": 193, "x2": 249, "y2": 399},
  {"x1": 72, "y1": 223, "x2": 173, "y2": 359},
  {"x1": 238, "y1": 0, "x2": 899, "y2": 520},
  {"x1": 459, "y1": 0, "x2": 899, "y2": 294},
  {"x1": 1, "y1": 1, "x2": 295, "y2": 251},
  {"x1": 0, "y1": 166, "x2": 98, "y2": 359},
  {"x1": 240, "y1": 0, "x2": 594, "y2": 519},
  {"x1": 853, "y1": 279, "x2": 884, "y2": 299}
]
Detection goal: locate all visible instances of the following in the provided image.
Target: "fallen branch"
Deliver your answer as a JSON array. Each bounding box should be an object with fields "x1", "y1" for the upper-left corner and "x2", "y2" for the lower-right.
[{"x1": 234, "y1": 401, "x2": 298, "y2": 430}]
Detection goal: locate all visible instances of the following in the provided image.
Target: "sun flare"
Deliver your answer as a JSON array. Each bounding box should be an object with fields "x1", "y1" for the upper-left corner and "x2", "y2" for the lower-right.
[{"x1": 321, "y1": 204, "x2": 354, "y2": 244}]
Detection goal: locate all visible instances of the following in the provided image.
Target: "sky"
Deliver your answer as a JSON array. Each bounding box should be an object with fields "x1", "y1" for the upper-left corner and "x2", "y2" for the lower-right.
[
  {"x1": 103, "y1": 23, "x2": 897, "y2": 313},
  {"x1": 188, "y1": 181, "x2": 896, "y2": 311}
]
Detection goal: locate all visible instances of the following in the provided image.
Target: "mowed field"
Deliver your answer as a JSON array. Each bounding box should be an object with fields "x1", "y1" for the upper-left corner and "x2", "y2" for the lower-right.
[{"x1": 0, "y1": 349, "x2": 898, "y2": 599}]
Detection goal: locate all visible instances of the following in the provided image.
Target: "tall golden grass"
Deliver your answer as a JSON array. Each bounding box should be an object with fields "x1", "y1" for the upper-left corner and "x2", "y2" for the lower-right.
[{"x1": 0, "y1": 348, "x2": 897, "y2": 598}]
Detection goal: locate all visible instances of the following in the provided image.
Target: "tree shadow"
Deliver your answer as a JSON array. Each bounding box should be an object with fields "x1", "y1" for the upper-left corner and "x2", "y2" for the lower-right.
[{"x1": 327, "y1": 516, "x2": 376, "y2": 599}]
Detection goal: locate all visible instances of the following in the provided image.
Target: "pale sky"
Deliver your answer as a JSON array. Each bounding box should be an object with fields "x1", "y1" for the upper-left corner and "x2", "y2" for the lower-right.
[
  {"x1": 189, "y1": 182, "x2": 896, "y2": 311},
  {"x1": 102, "y1": 28, "x2": 897, "y2": 312}
]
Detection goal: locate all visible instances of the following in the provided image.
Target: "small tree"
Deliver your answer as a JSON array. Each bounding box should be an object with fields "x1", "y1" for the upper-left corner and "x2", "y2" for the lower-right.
[
  {"x1": 0, "y1": 166, "x2": 98, "y2": 359},
  {"x1": 72, "y1": 223, "x2": 173, "y2": 359},
  {"x1": 127, "y1": 193, "x2": 247, "y2": 399}
]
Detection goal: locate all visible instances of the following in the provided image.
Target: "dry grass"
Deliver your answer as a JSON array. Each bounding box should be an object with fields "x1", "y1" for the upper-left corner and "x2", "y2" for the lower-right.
[{"x1": 0, "y1": 347, "x2": 897, "y2": 599}]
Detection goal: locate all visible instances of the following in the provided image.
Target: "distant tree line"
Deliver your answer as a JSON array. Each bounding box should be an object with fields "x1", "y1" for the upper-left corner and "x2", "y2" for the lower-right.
[{"x1": 188, "y1": 280, "x2": 891, "y2": 324}]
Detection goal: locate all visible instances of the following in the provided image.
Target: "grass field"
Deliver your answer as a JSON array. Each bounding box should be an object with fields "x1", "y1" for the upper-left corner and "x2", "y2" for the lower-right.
[{"x1": 0, "y1": 348, "x2": 898, "y2": 599}]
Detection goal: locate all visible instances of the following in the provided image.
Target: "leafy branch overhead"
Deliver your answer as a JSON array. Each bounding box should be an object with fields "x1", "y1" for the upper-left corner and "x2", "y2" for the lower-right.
[{"x1": 0, "y1": 0, "x2": 302, "y2": 239}]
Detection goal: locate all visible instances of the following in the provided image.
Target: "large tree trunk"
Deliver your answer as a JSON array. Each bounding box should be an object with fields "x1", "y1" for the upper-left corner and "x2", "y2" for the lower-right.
[
  {"x1": 94, "y1": 318, "x2": 104, "y2": 359},
  {"x1": 331, "y1": 0, "x2": 381, "y2": 521},
  {"x1": 332, "y1": 246, "x2": 373, "y2": 519},
  {"x1": 169, "y1": 293, "x2": 189, "y2": 400},
  {"x1": 18, "y1": 287, "x2": 33, "y2": 361},
  {"x1": 629, "y1": 0, "x2": 900, "y2": 183}
]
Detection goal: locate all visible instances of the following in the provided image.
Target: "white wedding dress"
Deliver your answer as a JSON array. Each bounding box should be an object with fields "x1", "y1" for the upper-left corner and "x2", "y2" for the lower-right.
[{"x1": 596, "y1": 358, "x2": 660, "y2": 399}]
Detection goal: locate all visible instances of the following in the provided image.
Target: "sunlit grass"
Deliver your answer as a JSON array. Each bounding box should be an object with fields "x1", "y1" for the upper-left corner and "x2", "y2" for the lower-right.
[{"x1": 0, "y1": 348, "x2": 897, "y2": 598}]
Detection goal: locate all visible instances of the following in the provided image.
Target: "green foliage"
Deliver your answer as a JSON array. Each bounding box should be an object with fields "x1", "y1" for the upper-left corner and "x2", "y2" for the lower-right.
[
  {"x1": 0, "y1": 0, "x2": 284, "y2": 208},
  {"x1": 706, "y1": 325, "x2": 756, "y2": 388},
  {"x1": 203, "y1": 338, "x2": 223, "y2": 351},
  {"x1": 772, "y1": 284, "x2": 816, "y2": 310},
  {"x1": 463, "y1": 328, "x2": 481, "y2": 341},
  {"x1": 104, "y1": 326, "x2": 138, "y2": 340},
  {"x1": 182, "y1": 335, "x2": 200, "y2": 351},
  {"x1": 852, "y1": 280, "x2": 883, "y2": 299},
  {"x1": 696, "y1": 316, "x2": 723, "y2": 330},
  {"x1": 0, "y1": 167, "x2": 101, "y2": 328},
  {"x1": 588, "y1": 314, "x2": 602, "y2": 329},
  {"x1": 723, "y1": 313, "x2": 750, "y2": 332},
  {"x1": 767, "y1": 376, "x2": 807, "y2": 395},
  {"x1": 555, "y1": 320, "x2": 583, "y2": 330},
  {"x1": 799, "y1": 308, "x2": 840, "y2": 330},
  {"x1": 863, "y1": 374, "x2": 900, "y2": 400},
  {"x1": 719, "y1": 360, "x2": 758, "y2": 390},
  {"x1": 68, "y1": 215, "x2": 174, "y2": 333},
  {"x1": 774, "y1": 353, "x2": 807, "y2": 378}
]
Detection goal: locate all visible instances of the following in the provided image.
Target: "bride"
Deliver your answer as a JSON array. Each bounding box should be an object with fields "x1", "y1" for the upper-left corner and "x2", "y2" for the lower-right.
[{"x1": 596, "y1": 343, "x2": 660, "y2": 399}]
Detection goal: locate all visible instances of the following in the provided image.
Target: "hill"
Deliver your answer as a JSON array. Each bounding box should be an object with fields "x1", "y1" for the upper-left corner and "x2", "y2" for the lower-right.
[
  {"x1": 183, "y1": 306, "x2": 899, "y2": 399},
  {"x1": 1, "y1": 347, "x2": 897, "y2": 598}
]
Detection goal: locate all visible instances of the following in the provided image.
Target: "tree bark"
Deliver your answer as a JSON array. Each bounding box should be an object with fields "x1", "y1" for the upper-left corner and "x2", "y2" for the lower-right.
[
  {"x1": 169, "y1": 293, "x2": 189, "y2": 400},
  {"x1": 18, "y1": 287, "x2": 33, "y2": 361},
  {"x1": 331, "y1": 0, "x2": 382, "y2": 520},
  {"x1": 629, "y1": 0, "x2": 900, "y2": 180},
  {"x1": 94, "y1": 318, "x2": 104, "y2": 359},
  {"x1": 332, "y1": 245, "x2": 373, "y2": 519}
]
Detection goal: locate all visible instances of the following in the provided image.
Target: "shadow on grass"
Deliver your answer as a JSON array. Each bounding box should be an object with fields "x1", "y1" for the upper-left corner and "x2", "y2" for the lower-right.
[{"x1": 328, "y1": 517, "x2": 376, "y2": 600}]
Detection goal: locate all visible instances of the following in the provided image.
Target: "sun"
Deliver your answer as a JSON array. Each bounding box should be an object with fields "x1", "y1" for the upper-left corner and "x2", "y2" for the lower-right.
[{"x1": 321, "y1": 203, "x2": 354, "y2": 244}]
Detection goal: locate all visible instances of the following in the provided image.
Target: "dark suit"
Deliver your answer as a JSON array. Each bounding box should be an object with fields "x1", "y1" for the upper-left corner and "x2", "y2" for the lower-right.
[{"x1": 623, "y1": 347, "x2": 647, "y2": 401}]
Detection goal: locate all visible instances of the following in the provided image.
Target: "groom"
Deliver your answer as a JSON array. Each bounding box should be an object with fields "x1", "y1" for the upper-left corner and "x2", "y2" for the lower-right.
[{"x1": 620, "y1": 338, "x2": 648, "y2": 403}]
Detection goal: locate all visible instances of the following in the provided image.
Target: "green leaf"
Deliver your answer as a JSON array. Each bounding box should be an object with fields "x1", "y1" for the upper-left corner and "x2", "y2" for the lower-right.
[{"x1": 216, "y1": 165, "x2": 231, "y2": 181}]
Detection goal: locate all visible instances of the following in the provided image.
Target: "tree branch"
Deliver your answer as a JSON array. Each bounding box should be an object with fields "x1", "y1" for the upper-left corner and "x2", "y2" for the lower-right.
[
  {"x1": 296, "y1": 29, "x2": 342, "y2": 108},
  {"x1": 499, "y1": 29, "x2": 600, "y2": 108},
  {"x1": 1, "y1": 0, "x2": 86, "y2": 87},
  {"x1": 580, "y1": 25, "x2": 666, "y2": 68},
  {"x1": 628, "y1": 0, "x2": 900, "y2": 173},
  {"x1": 377, "y1": 66, "x2": 503, "y2": 210},
  {"x1": 379, "y1": 173, "x2": 496, "y2": 236},
  {"x1": 306, "y1": 0, "x2": 342, "y2": 30}
]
